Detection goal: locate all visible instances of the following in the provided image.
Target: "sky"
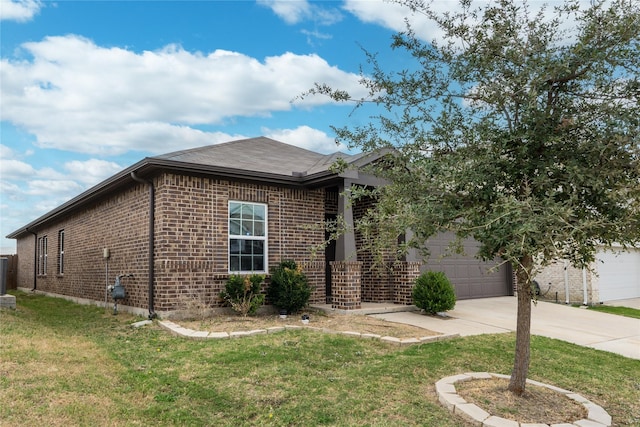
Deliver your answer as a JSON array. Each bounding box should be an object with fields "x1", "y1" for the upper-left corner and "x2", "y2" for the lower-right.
[{"x1": 0, "y1": 0, "x2": 595, "y2": 253}]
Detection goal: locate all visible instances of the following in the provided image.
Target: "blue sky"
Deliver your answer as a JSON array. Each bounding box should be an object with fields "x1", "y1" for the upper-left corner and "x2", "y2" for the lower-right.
[{"x1": 0, "y1": 0, "x2": 589, "y2": 253}]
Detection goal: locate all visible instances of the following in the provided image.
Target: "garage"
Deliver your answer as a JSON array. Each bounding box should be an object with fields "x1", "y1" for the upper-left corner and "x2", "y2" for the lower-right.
[
  {"x1": 421, "y1": 233, "x2": 513, "y2": 300},
  {"x1": 596, "y1": 247, "x2": 640, "y2": 302}
]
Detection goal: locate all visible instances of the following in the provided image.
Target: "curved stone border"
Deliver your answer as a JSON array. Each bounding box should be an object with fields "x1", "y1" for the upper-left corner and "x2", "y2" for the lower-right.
[
  {"x1": 157, "y1": 320, "x2": 459, "y2": 346},
  {"x1": 436, "y1": 372, "x2": 612, "y2": 427}
]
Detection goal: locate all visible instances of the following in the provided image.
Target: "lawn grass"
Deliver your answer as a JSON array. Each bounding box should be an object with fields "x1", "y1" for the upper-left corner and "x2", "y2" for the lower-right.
[
  {"x1": 1, "y1": 291, "x2": 639, "y2": 426},
  {"x1": 587, "y1": 304, "x2": 640, "y2": 319}
]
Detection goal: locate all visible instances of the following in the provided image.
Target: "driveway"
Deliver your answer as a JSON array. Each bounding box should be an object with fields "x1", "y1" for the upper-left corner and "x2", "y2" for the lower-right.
[{"x1": 372, "y1": 297, "x2": 640, "y2": 360}]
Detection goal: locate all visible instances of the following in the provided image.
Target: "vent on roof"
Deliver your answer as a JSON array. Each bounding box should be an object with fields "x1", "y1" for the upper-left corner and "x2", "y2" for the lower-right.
[{"x1": 292, "y1": 171, "x2": 307, "y2": 177}]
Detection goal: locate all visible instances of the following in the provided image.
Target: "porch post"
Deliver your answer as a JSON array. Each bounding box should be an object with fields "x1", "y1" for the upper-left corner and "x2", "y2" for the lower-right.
[
  {"x1": 331, "y1": 180, "x2": 362, "y2": 309},
  {"x1": 335, "y1": 180, "x2": 356, "y2": 262}
]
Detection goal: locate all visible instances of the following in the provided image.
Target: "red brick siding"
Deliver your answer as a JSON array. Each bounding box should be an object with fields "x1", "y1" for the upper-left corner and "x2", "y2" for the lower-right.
[
  {"x1": 352, "y1": 194, "x2": 396, "y2": 302},
  {"x1": 330, "y1": 261, "x2": 362, "y2": 310},
  {"x1": 14, "y1": 184, "x2": 151, "y2": 308},
  {"x1": 13, "y1": 173, "x2": 327, "y2": 313}
]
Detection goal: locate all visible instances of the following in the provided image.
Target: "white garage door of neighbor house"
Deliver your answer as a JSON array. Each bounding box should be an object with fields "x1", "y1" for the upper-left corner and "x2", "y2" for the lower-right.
[{"x1": 596, "y1": 248, "x2": 640, "y2": 302}]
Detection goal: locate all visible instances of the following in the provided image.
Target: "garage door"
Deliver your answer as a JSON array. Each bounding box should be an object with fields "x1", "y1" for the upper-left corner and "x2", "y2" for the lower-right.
[
  {"x1": 421, "y1": 233, "x2": 512, "y2": 300},
  {"x1": 596, "y1": 247, "x2": 640, "y2": 302}
]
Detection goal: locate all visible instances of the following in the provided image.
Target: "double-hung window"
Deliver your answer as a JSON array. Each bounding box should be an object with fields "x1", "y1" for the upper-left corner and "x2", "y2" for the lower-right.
[
  {"x1": 57, "y1": 229, "x2": 65, "y2": 275},
  {"x1": 37, "y1": 235, "x2": 47, "y2": 276},
  {"x1": 228, "y1": 201, "x2": 266, "y2": 273}
]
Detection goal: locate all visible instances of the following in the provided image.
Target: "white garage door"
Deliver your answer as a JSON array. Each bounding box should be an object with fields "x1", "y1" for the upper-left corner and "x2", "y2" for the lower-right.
[{"x1": 596, "y1": 247, "x2": 640, "y2": 302}]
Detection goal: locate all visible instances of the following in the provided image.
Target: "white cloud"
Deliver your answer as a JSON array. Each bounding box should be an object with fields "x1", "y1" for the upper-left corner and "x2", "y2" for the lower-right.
[
  {"x1": 343, "y1": 0, "x2": 602, "y2": 44},
  {"x1": 0, "y1": 35, "x2": 365, "y2": 156},
  {"x1": 0, "y1": 158, "x2": 36, "y2": 178},
  {"x1": 258, "y1": 0, "x2": 342, "y2": 25},
  {"x1": 63, "y1": 159, "x2": 124, "y2": 186},
  {"x1": 263, "y1": 125, "x2": 347, "y2": 153},
  {"x1": 27, "y1": 179, "x2": 83, "y2": 197},
  {"x1": 0, "y1": 0, "x2": 43, "y2": 22},
  {"x1": 257, "y1": 0, "x2": 312, "y2": 24}
]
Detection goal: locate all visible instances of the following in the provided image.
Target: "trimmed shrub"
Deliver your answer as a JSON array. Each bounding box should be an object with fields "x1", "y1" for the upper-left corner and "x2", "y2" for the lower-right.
[
  {"x1": 220, "y1": 274, "x2": 265, "y2": 317},
  {"x1": 412, "y1": 271, "x2": 456, "y2": 314},
  {"x1": 268, "y1": 260, "x2": 311, "y2": 314}
]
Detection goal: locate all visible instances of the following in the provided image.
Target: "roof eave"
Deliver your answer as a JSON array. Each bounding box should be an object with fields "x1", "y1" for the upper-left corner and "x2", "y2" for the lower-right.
[{"x1": 6, "y1": 157, "x2": 342, "y2": 239}]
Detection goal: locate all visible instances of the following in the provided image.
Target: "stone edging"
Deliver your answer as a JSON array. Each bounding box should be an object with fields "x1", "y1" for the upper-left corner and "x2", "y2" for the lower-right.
[
  {"x1": 156, "y1": 320, "x2": 459, "y2": 346},
  {"x1": 436, "y1": 372, "x2": 612, "y2": 427}
]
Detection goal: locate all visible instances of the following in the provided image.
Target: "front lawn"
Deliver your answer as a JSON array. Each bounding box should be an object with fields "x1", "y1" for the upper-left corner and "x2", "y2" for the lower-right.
[
  {"x1": 587, "y1": 304, "x2": 640, "y2": 319},
  {"x1": 1, "y1": 291, "x2": 638, "y2": 426}
]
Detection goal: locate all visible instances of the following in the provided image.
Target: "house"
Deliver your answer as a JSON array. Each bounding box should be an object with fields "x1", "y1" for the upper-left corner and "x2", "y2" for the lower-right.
[
  {"x1": 7, "y1": 137, "x2": 512, "y2": 317},
  {"x1": 534, "y1": 246, "x2": 640, "y2": 305}
]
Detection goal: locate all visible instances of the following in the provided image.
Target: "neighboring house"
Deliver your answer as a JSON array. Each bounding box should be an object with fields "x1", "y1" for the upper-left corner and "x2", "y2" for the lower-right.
[
  {"x1": 7, "y1": 137, "x2": 512, "y2": 317},
  {"x1": 534, "y1": 245, "x2": 640, "y2": 305}
]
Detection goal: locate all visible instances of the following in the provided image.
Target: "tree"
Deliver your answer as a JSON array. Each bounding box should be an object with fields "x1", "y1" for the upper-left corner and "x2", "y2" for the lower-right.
[{"x1": 307, "y1": 0, "x2": 639, "y2": 395}]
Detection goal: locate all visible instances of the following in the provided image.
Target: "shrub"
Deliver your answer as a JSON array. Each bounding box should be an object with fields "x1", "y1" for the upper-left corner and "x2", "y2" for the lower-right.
[
  {"x1": 268, "y1": 260, "x2": 311, "y2": 314},
  {"x1": 412, "y1": 271, "x2": 456, "y2": 314},
  {"x1": 220, "y1": 274, "x2": 265, "y2": 317}
]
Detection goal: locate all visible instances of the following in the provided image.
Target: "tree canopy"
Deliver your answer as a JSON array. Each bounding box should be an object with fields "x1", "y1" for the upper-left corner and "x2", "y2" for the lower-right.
[{"x1": 309, "y1": 0, "x2": 639, "y2": 395}]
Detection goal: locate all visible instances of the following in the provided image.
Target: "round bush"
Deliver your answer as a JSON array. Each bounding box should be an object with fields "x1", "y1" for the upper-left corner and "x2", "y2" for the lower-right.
[
  {"x1": 268, "y1": 260, "x2": 311, "y2": 314},
  {"x1": 412, "y1": 271, "x2": 456, "y2": 314}
]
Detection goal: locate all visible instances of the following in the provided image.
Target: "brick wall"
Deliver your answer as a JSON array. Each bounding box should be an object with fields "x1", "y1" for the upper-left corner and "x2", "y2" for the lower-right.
[
  {"x1": 330, "y1": 261, "x2": 362, "y2": 310},
  {"x1": 15, "y1": 184, "x2": 151, "y2": 308},
  {"x1": 534, "y1": 260, "x2": 596, "y2": 304},
  {"x1": 392, "y1": 261, "x2": 422, "y2": 304},
  {"x1": 15, "y1": 235, "x2": 35, "y2": 290},
  {"x1": 153, "y1": 174, "x2": 327, "y2": 312},
  {"x1": 13, "y1": 173, "x2": 327, "y2": 314},
  {"x1": 352, "y1": 193, "x2": 396, "y2": 302}
]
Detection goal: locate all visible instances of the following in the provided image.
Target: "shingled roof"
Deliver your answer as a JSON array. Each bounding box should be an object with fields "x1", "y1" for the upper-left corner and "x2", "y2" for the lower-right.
[
  {"x1": 154, "y1": 136, "x2": 351, "y2": 177},
  {"x1": 7, "y1": 137, "x2": 381, "y2": 238}
]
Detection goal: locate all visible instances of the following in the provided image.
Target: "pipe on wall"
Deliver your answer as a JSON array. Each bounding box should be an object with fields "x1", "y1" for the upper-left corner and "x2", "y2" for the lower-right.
[
  {"x1": 564, "y1": 260, "x2": 570, "y2": 304},
  {"x1": 582, "y1": 267, "x2": 588, "y2": 306},
  {"x1": 130, "y1": 172, "x2": 156, "y2": 319}
]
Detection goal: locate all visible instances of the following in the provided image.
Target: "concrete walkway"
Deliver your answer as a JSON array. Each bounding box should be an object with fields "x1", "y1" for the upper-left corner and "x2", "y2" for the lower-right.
[{"x1": 372, "y1": 297, "x2": 640, "y2": 360}]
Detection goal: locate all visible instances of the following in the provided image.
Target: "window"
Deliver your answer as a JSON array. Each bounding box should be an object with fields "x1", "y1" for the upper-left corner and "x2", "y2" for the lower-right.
[
  {"x1": 229, "y1": 201, "x2": 266, "y2": 272},
  {"x1": 57, "y1": 229, "x2": 65, "y2": 275},
  {"x1": 37, "y1": 235, "x2": 47, "y2": 276}
]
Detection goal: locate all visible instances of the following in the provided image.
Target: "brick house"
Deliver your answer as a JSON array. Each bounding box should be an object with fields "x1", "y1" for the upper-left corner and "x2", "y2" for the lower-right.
[
  {"x1": 7, "y1": 137, "x2": 513, "y2": 318},
  {"x1": 534, "y1": 245, "x2": 640, "y2": 305},
  {"x1": 7, "y1": 137, "x2": 419, "y2": 317}
]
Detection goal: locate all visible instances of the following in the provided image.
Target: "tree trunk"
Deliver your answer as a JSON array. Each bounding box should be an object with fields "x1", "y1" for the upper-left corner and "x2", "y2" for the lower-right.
[{"x1": 508, "y1": 255, "x2": 533, "y2": 396}]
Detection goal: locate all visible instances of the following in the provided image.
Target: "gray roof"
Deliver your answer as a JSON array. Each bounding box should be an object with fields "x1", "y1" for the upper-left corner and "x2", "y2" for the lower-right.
[
  {"x1": 8, "y1": 137, "x2": 388, "y2": 238},
  {"x1": 153, "y1": 136, "x2": 354, "y2": 177}
]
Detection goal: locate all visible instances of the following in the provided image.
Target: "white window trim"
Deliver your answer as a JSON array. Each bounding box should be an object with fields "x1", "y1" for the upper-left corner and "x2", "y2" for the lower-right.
[
  {"x1": 38, "y1": 235, "x2": 48, "y2": 276},
  {"x1": 58, "y1": 229, "x2": 65, "y2": 275},
  {"x1": 228, "y1": 201, "x2": 268, "y2": 274}
]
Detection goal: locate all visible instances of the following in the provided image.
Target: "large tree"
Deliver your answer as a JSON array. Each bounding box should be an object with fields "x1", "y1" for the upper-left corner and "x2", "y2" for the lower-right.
[{"x1": 309, "y1": 0, "x2": 639, "y2": 395}]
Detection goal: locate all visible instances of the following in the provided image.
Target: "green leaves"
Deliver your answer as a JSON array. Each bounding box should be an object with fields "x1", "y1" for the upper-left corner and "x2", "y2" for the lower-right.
[{"x1": 327, "y1": 0, "x2": 639, "y2": 280}]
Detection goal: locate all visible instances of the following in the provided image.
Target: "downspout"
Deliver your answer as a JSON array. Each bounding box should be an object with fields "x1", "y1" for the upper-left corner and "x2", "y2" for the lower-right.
[
  {"x1": 27, "y1": 228, "x2": 37, "y2": 291},
  {"x1": 582, "y1": 267, "x2": 588, "y2": 306},
  {"x1": 564, "y1": 260, "x2": 569, "y2": 304},
  {"x1": 131, "y1": 172, "x2": 156, "y2": 319}
]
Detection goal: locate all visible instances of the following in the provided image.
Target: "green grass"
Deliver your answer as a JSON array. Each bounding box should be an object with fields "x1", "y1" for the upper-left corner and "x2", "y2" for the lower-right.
[
  {"x1": 1, "y1": 291, "x2": 639, "y2": 426},
  {"x1": 587, "y1": 304, "x2": 640, "y2": 319}
]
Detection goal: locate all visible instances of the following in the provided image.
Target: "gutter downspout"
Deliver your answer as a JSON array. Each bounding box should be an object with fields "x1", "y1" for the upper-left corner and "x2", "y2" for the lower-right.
[
  {"x1": 582, "y1": 267, "x2": 588, "y2": 306},
  {"x1": 131, "y1": 172, "x2": 156, "y2": 319},
  {"x1": 564, "y1": 261, "x2": 570, "y2": 304},
  {"x1": 27, "y1": 228, "x2": 37, "y2": 291}
]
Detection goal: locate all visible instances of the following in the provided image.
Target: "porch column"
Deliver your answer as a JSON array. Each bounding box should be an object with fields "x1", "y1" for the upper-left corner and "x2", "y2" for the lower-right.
[
  {"x1": 330, "y1": 261, "x2": 361, "y2": 310},
  {"x1": 392, "y1": 261, "x2": 422, "y2": 305},
  {"x1": 335, "y1": 180, "x2": 357, "y2": 262}
]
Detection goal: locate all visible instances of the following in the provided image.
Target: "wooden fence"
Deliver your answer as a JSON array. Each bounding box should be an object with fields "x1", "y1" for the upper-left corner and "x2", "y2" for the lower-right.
[{"x1": 1, "y1": 255, "x2": 18, "y2": 290}]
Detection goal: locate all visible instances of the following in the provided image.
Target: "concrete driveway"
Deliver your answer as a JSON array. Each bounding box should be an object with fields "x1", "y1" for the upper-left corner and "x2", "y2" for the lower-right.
[{"x1": 372, "y1": 297, "x2": 640, "y2": 360}]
